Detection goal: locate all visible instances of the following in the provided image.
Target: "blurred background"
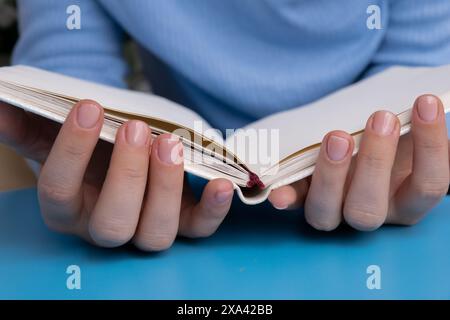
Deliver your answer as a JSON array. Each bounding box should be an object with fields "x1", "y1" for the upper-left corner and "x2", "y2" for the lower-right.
[
  {"x1": 0, "y1": 0, "x2": 17, "y2": 67},
  {"x1": 0, "y1": 0, "x2": 36, "y2": 192}
]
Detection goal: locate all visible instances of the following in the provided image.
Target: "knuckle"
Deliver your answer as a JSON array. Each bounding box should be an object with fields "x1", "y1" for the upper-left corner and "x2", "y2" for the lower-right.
[
  {"x1": 413, "y1": 178, "x2": 448, "y2": 202},
  {"x1": 156, "y1": 179, "x2": 175, "y2": 194},
  {"x1": 61, "y1": 141, "x2": 90, "y2": 161},
  {"x1": 38, "y1": 179, "x2": 74, "y2": 206},
  {"x1": 344, "y1": 202, "x2": 385, "y2": 231},
  {"x1": 416, "y1": 138, "x2": 447, "y2": 156},
  {"x1": 134, "y1": 233, "x2": 175, "y2": 252},
  {"x1": 154, "y1": 169, "x2": 184, "y2": 193},
  {"x1": 117, "y1": 165, "x2": 147, "y2": 181},
  {"x1": 357, "y1": 151, "x2": 389, "y2": 172},
  {"x1": 89, "y1": 220, "x2": 134, "y2": 248}
]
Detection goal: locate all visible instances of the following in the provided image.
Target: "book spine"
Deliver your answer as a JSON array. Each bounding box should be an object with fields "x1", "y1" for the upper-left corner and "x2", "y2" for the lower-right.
[{"x1": 247, "y1": 172, "x2": 265, "y2": 189}]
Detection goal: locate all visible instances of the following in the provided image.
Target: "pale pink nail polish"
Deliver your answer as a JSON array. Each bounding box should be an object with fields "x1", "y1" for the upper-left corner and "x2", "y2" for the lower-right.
[
  {"x1": 158, "y1": 136, "x2": 183, "y2": 165},
  {"x1": 125, "y1": 121, "x2": 149, "y2": 146},
  {"x1": 77, "y1": 103, "x2": 101, "y2": 129},
  {"x1": 371, "y1": 111, "x2": 396, "y2": 136},
  {"x1": 327, "y1": 135, "x2": 350, "y2": 161},
  {"x1": 417, "y1": 95, "x2": 438, "y2": 122}
]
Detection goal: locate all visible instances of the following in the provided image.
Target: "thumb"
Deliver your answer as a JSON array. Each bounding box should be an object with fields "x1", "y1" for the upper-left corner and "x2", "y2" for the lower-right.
[
  {"x1": 178, "y1": 178, "x2": 234, "y2": 238},
  {"x1": 268, "y1": 178, "x2": 310, "y2": 210}
]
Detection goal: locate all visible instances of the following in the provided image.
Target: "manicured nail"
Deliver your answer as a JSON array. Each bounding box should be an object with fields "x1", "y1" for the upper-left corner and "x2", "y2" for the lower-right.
[
  {"x1": 77, "y1": 103, "x2": 101, "y2": 129},
  {"x1": 158, "y1": 136, "x2": 183, "y2": 165},
  {"x1": 327, "y1": 135, "x2": 349, "y2": 161},
  {"x1": 417, "y1": 95, "x2": 438, "y2": 122},
  {"x1": 215, "y1": 190, "x2": 233, "y2": 204},
  {"x1": 371, "y1": 111, "x2": 396, "y2": 136},
  {"x1": 125, "y1": 121, "x2": 149, "y2": 146}
]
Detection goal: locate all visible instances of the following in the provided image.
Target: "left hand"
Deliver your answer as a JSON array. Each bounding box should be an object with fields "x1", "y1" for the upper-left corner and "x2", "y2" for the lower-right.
[{"x1": 269, "y1": 94, "x2": 450, "y2": 231}]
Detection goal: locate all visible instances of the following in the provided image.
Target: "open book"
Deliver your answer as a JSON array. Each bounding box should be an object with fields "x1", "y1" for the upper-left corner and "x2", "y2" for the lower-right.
[{"x1": 1, "y1": 65, "x2": 450, "y2": 204}]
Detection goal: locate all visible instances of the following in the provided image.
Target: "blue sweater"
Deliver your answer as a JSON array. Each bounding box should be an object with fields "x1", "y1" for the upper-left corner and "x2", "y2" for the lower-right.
[{"x1": 12, "y1": 0, "x2": 450, "y2": 132}]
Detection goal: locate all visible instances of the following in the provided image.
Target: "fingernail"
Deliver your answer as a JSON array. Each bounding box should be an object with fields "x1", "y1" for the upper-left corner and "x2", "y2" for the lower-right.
[
  {"x1": 371, "y1": 111, "x2": 396, "y2": 136},
  {"x1": 77, "y1": 103, "x2": 101, "y2": 129},
  {"x1": 158, "y1": 136, "x2": 183, "y2": 165},
  {"x1": 125, "y1": 121, "x2": 149, "y2": 146},
  {"x1": 215, "y1": 190, "x2": 233, "y2": 204},
  {"x1": 327, "y1": 135, "x2": 350, "y2": 161},
  {"x1": 417, "y1": 95, "x2": 438, "y2": 122}
]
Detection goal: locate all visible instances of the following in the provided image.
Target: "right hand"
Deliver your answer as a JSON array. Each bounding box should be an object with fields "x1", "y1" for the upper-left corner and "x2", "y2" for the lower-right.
[{"x1": 0, "y1": 100, "x2": 234, "y2": 251}]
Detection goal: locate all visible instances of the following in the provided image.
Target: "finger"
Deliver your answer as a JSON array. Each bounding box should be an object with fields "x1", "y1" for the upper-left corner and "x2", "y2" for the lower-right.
[
  {"x1": 388, "y1": 95, "x2": 449, "y2": 225},
  {"x1": 268, "y1": 178, "x2": 310, "y2": 210},
  {"x1": 343, "y1": 111, "x2": 400, "y2": 231},
  {"x1": 133, "y1": 134, "x2": 184, "y2": 251},
  {"x1": 304, "y1": 131, "x2": 354, "y2": 231},
  {"x1": 178, "y1": 178, "x2": 233, "y2": 238},
  {"x1": 89, "y1": 120, "x2": 151, "y2": 247},
  {"x1": 38, "y1": 100, "x2": 103, "y2": 232},
  {"x1": 0, "y1": 102, "x2": 58, "y2": 162},
  {"x1": 389, "y1": 133, "x2": 413, "y2": 195}
]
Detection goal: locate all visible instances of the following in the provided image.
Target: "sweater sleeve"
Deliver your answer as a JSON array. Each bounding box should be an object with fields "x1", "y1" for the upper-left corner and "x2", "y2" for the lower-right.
[
  {"x1": 12, "y1": 0, "x2": 128, "y2": 88},
  {"x1": 366, "y1": 0, "x2": 450, "y2": 75}
]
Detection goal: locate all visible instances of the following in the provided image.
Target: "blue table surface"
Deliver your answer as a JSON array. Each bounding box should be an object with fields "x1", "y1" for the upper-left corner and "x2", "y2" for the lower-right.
[{"x1": 0, "y1": 187, "x2": 449, "y2": 299}]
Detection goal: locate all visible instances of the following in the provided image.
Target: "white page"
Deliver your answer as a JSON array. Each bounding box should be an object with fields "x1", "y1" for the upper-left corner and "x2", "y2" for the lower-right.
[
  {"x1": 230, "y1": 65, "x2": 450, "y2": 175},
  {"x1": 0, "y1": 65, "x2": 216, "y2": 136}
]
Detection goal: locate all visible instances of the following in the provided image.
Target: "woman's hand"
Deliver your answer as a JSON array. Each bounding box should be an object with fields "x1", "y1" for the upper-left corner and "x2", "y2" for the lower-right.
[
  {"x1": 0, "y1": 100, "x2": 234, "y2": 250},
  {"x1": 269, "y1": 94, "x2": 450, "y2": 231}
]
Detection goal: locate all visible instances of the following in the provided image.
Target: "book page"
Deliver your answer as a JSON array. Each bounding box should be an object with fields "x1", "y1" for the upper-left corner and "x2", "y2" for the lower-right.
[
  {"x1": 230, "y1": 65, "x2": 450, "y2": 176},
  {"x1": 0, "y1": 65, "x2": 221, "y2": 141}
]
